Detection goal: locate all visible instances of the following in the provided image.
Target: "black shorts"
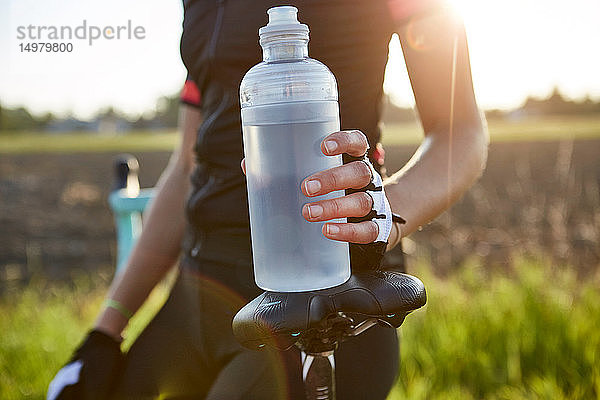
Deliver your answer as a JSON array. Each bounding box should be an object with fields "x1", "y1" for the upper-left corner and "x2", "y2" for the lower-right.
[{"x1": 112, "y1": 233, "x2": 399, "y2": 399}]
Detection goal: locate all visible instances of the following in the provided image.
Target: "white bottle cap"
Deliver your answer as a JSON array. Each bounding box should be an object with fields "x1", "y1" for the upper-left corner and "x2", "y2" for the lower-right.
[
  {"x1": 259, "y1": 6, "x2": 309, "y2": 45},
  {"x1": 266, "y1": 6, "x2": 300, "y2": 25}
]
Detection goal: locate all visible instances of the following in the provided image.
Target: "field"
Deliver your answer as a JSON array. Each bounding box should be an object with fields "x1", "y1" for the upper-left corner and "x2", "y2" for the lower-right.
[
  {"x1": 2, "y1": 116, "x2": 600, "y2": 153},
  {"x1": 1, "y1": 115, "x2": 599, "y2": 398},
  {"x1": 2, "y1": 116, "x2": 598, "y2": 280},
  {"x1": 1, "y1": 261, "x2": 599, "y2": 399}
]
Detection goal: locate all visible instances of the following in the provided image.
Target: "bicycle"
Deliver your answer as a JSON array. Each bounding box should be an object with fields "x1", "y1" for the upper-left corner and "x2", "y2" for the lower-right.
[{"x1": 110, "y1": 154, "x2": 427, "y2": 400}]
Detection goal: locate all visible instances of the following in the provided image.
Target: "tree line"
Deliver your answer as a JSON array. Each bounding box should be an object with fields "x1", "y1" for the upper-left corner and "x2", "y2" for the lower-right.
[
  {"x1": 1, "y1": 88, "x2": 598, "y2": 133},
  {"x1": 0, "y1": 95, "x2": 179, "y2": 133}
]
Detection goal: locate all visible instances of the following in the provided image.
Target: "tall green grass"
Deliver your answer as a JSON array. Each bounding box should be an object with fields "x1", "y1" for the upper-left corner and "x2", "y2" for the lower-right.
[
  {"x1": 391, "y1": 259, "x2": 600, "y2": 400},
  {"x1": 1, "y1": 260, "x2": 598, "y2": 399},
  {"x1": 0, "y1": 272, "x2": 171, "y2": 400}
]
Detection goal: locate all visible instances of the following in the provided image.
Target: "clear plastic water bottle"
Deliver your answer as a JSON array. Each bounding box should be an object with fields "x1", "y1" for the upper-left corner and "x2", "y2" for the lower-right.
[{"x1": 240, "y1": 6, "x2": 350, "y2": 292}]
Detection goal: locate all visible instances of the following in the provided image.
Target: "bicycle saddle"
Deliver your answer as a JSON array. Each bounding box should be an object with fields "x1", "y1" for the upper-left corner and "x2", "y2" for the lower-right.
[{"x1": 232, "y1": 269, "x2": 426, "y2": 352}]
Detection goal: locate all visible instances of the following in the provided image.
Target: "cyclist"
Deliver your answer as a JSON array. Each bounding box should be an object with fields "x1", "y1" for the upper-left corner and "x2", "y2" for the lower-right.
[{"x1": 48, "y1": 0, "x2": 487, "y2": 398}]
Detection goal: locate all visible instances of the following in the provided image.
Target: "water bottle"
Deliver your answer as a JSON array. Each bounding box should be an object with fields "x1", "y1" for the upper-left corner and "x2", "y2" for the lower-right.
[{"x1": 240, "y1": 6, "x2": 350, "y2": 292}]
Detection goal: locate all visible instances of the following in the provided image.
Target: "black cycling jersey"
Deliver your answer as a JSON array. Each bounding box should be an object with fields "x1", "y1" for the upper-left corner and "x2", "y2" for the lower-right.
[
  {"x1": 180, "y1": 0, "x2": 398, "y2": 233},
  {"x1": 111, "y1": 2, "x2": 442, "y2": 398}
]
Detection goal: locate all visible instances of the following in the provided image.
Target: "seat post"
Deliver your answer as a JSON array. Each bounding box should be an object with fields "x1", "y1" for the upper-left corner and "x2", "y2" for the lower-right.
[
  {"x1": 295, "y1": 323, "x2": 338, "y2": 400},
  {"x1": 302, "y1": 350, "x2": 336, "y2": 400},
  {"x1": 298, "y1": 315, "x2": 380, "y2": 400}
]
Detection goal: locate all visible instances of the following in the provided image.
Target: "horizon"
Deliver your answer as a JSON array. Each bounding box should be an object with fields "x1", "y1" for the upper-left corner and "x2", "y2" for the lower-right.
[
  {"x1": 1, "y1": 0, "x2": 599, "y2": 120},
  {"x1": 3, "y1": 85, "x2": 595, "y2": 125}
]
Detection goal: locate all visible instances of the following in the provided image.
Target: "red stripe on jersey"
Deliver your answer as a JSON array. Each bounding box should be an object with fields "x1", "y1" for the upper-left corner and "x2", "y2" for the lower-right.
[
  {"x1": 181, "y1": 79, "x2": 202, "y2": 107},
  {"x1": 373, "y1": 143, "x2": 386, "y2": 167}
]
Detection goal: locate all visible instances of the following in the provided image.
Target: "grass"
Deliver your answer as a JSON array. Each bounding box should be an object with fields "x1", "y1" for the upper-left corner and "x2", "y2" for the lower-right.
[
  {"x1": 389, "y1": 259, "x2": 600, "y2": 400},
  {"x1": 381, "y1": 115, "x2": 600, "y2": 146},
  {"x1": 0, "y1": 271, "x2": 172, "y2": 400},
  {"x1": 1, "y1": 260, "x2": 599, "y2": 399},
  {"x1": 1, "y1": 116, "x2": 599, "y2": 154},
  {"x1": 0, "y1": 130, "x2": 178, "y2": 154}
]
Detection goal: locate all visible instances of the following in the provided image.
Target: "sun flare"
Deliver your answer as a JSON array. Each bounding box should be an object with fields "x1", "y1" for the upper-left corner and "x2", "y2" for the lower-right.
[{"x1": 445, "y1": 0, "x2": 479, "y2": 22}]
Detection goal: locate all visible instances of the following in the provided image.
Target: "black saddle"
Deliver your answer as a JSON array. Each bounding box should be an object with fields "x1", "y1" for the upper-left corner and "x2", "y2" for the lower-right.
[{"x1": 232, "y1": 269, "x2": 426, "y2": 353}]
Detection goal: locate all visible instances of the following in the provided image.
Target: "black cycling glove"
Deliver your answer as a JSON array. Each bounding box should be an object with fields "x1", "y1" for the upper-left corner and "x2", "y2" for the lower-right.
[
  {"x1": 47, "y1": 329, "x2": 124, "y2": 400},
  {"x1": 346, "y1": 154, "x2": 405, "y2": 271}
]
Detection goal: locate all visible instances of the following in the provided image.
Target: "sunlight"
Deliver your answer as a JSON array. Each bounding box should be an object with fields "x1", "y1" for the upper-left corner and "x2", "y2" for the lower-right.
[
  {"x1": 2, "y1": 0, "x2": 598, "y2": 117},
  {"x1": 383, "y1": 34, "x2": 415, "y2": 107},
  {"x1": 445, "y1": 0, "x2": 480, "y2": 22},
  {"x1": 384, "y1": 0, "x2": 600, "y2": 110}
]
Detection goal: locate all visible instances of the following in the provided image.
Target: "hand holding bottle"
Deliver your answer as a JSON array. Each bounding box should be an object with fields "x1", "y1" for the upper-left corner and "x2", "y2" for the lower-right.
[
  {"x1": 242, "y1": 128, "x2": 395, "y2": 271},
  {"x1": 300, "y1": 129, "x2": 388, "y2": 244}
]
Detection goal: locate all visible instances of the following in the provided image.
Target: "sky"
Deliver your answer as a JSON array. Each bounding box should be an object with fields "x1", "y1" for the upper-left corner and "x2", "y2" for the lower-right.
[{"x1": 1, "y1": 0, "x2": 599, "y2": 119}]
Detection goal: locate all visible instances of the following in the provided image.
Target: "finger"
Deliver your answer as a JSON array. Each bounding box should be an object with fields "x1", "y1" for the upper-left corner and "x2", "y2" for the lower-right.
[
  {"x1": 322, "y1": 221, "x2": 379, "y2": 244},
  {"x1": 302, "y1": 192, "x2": 373, "y2": 222},
  {"x1": 302, "y1": 161, "x2": 372, "y2": 196},
  {"x1": 241, "y1": 158, "x2": 246, "y2": 175},
  {"x1": 321, "y1": 130, "x2": 369, "y2": 157}
]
